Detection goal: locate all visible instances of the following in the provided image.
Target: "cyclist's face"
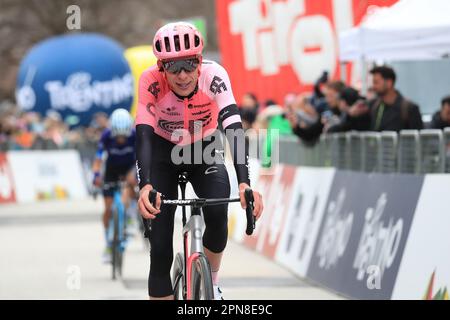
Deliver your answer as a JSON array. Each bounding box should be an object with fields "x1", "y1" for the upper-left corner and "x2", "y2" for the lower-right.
[
  {"x1": 164, "y1": 56, "x2": 201, "y2": 97},
  {"x1": 115, "y1": 136, "x2": 127, "y2": 144},
  {"x1": 371, "y1": 73, "x2": 392, "y2": 97}
]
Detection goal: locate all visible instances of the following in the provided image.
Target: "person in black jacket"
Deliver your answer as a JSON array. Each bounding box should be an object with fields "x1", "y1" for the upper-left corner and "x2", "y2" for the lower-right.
[
  {"x1": 369, "y1": 66, "x2": 423, "y2": 132},
  {"x1": 429, "y1": 96, "x2": 450, "y2": 130}
]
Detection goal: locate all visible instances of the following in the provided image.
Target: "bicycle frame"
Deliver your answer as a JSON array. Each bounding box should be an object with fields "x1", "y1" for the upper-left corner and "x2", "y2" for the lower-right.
[{"x1": 112, "y1": 188, "x2": 126, "y2": 252}]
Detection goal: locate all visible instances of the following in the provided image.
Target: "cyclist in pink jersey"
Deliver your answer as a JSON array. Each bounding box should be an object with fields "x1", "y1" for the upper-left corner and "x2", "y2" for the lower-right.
[{"x1": 135, "y1": 22, "x2": 263, "y2": 300}]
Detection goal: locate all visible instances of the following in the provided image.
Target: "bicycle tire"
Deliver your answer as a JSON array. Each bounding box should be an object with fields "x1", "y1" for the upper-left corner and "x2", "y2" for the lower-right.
[
  {"x1": 172, "y1": 253, "x2": 185, "y2": 300},
  {"x1": 111, "y1": 206, "x2": 123, "y2": 280},
  {"x1": 190, "y1": 253, "x2": 214, "y2": 300}
]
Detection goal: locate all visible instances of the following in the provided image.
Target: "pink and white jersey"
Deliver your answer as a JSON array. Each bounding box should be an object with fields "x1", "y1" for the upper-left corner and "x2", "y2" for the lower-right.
[{"x1": 136, "y1": 60, "x2": 241, "y2": 145}]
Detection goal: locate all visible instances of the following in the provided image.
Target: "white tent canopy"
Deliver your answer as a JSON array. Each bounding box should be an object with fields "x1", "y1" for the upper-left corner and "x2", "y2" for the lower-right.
[{"x1": 339, "y1": 0, "x2": 450, "y2": 62}]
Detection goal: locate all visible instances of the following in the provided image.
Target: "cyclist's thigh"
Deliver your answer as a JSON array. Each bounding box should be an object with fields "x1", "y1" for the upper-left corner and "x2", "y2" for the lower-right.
[
  {"x1": 102, "y1": 161, "x2": 120, "y2": 197},
  {"x1": 189, "y1": 162, "x2": 231, "y2": 199},
  {"x1": 147, "y1": 137, "x2": 179, "y2": 247},
  {"x1": 189, "y1": 162, "x2": 230, "y2": 253}
]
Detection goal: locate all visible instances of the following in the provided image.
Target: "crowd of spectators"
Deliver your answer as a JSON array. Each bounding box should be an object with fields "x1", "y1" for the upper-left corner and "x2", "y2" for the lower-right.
[
  {"x1": 0, "y1": 101, "x2": 108, "y2": 153},
  {"x1": 239, "y1": 65, "x2": 450, "y2": 146},
  {"x1": 2, "y1": 65, "x2": 449, "y2": 152}
]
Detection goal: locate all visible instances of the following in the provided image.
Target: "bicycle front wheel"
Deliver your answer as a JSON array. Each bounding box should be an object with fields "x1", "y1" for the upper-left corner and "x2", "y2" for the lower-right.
[
  {"x1": 111, "y1": 207, "x2": 123, "y2": 280},
  {"x1": 172, "y1": 253, "x2": 185, "y2": 300},
  {"x1": 190, "y1": 253, "x2": 214, "y2": 300}
]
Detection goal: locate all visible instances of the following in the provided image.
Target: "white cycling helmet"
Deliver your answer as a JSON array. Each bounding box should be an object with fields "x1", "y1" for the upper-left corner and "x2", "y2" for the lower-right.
[{"x1": 110, "y1": 108, "x2": 133, "y2": 137}]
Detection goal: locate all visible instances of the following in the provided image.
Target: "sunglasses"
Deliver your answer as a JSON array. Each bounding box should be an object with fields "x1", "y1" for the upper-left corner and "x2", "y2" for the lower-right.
[{"x1": 162, "y1": 58, "x2": 199, "y2": 74}]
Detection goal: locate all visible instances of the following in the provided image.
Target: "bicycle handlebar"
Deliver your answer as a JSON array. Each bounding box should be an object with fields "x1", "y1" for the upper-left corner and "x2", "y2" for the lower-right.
[{"x1": 147, "y1": 188, "x2": 256, "y2": 235}]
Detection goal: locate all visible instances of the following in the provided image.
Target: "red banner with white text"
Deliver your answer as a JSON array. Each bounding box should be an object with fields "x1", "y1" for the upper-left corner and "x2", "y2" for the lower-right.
[{"x1": 216, "y1": 0, "x2": 398, "y2": 105}]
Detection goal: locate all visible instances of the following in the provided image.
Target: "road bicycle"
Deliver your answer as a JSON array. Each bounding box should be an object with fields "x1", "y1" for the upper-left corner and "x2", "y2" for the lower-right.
[{"x1": 142, "y1": 172, "x2": 255, "y2": 300}]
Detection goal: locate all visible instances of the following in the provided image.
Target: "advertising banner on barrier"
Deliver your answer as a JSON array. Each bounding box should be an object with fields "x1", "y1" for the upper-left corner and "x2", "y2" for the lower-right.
[
  {"x1": 0, "y1": 153, "x2": 16, "y2": 204},
  {"x1": 243, "y1": 165, "x2": 296, "y2": 259},
  {"x1": 306, "y1": 171, "x2": 424, "y2": 299},
  {"x1": 275, "y1": 167, "x2": 335, "y2": 277},
  {"x1": 391, "y1": 175, "x2": 450, "y2": 300},
  {"x1": 7, "y1": 150, "x2": 88, "y2": 203}
]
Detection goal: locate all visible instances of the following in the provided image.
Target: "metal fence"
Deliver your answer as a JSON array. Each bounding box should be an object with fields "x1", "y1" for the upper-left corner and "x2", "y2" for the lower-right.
[{"x1": 274, "y1": 128, "x2": 450, "y2": 174}]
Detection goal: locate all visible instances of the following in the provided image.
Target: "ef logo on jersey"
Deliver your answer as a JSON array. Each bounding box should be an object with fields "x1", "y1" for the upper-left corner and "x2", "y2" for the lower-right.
[
  {"x1": 210, "y1": 76, "x2": 227, "y2": 95},
  {"x1": 148, "y1": 82, "x2": 160, "y2": 99}
]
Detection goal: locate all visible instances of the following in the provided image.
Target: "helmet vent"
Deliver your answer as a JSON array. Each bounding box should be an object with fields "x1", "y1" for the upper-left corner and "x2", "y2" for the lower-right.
[
  {"x1": 174, "y1": 35, "x2": 181, "y2": 52},
  {"x1": 155, "y1": 40, "x2": 161, "y2": 52},
  {"x1": 164, "y1": 36, "x2": 171, "y2": 52},
  {"x1": 184, "y1": 34, "x2": 190, "y2": 50},
  {"x1": 194, "y1": 35, "x2": 200, "y2": 47}
]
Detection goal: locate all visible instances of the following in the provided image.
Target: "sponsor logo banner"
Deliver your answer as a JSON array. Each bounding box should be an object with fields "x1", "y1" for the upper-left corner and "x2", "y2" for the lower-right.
[
  {"x1": 8, "y1": 150, "x2": 88, "y2": 203},
  {"x1": 391, "y1": 175, "x2": 450, "y2": 300},
  {"x1": 306, "y1": 171, "x2": 423, "y2": 299},
  {"x1": 243, "y1": 165, "x2": 296, "y2": 259},
  {"x1": 275, "y1": 167, "x2": 335, "y2": 277}
]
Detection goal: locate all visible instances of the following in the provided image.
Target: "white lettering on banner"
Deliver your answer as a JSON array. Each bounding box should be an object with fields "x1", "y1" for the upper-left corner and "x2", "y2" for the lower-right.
[
  {"x1": 16, "y1": 86, "x2": 36, "y2": 111},
  {"x1": 353, "y1": 193, "x2": 403, "y2": 283},
  {"x1": 228, "y1": 0, "x2": 353, "y2": 83},
  {"x1": 38, "y1": 162, "x2": 58, "y2": 177},
  {"x1": 45, "y1": 72, "x2": 133, "y2": 112},
  {"x1": 0, "y1": 163, "x2": 13, "y2": 199},
  {"x1": 332, "y1": 0, "x2": 353, "y2": 32},
  {"x1": 298, "y1": 194, "x2": 319, "y2": 260},
  {"x1": 290, "y1": 15, "x2": 336, "y2": 83},
  {"x1": 316, "y1": 189, "x2": 353, "y2": 269},
  {"x1": 263, "y1": 169, "x2": 292, "y2": 251},
  {"x1": 285, "y1": 192, "x2": 303, "y2": 253}
]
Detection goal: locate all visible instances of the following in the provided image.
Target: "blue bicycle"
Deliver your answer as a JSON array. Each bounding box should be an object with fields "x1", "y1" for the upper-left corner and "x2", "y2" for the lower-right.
[{"x1": 103, "y1": 181, "x2": 128, "y2": 280}]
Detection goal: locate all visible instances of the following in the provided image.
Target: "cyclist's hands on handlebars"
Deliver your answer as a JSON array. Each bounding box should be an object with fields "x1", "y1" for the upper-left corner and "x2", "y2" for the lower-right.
[
  {"x1": 93, "y1": 173, "x2": 102, "y2": 188},
  {"x1": 138, "y1": 184, "x2": 161, "y2": 219},
  {"x1": 238, "y1": 183, "x2": 263, "y2": 220}
]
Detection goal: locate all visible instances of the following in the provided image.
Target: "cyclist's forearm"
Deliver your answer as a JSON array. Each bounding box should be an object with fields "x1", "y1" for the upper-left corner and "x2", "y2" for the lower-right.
[
  {"x1": 136, "y1": 124, "x2": 155, "y2": 190},
  {"x1": 92, "y1": 158, "x2": 102, "y2": 173},
  {"x1": 223, "y1": 121, "x2": 250, "y2": 186}
]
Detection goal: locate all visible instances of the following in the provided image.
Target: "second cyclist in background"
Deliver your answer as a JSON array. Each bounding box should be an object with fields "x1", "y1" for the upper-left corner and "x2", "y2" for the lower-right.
[{"x1": 92, "y1": 108, "x2": 138, "y2": 263}]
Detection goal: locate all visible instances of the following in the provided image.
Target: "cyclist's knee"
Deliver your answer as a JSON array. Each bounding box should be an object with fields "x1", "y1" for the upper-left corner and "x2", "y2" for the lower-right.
[{"x1": 203, "y1": 206, "x2": 228, "y2": 253}]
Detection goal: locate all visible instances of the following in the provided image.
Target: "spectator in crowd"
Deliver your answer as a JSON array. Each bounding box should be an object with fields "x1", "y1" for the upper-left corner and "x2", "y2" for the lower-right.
[
  {"x1": 369, "y1": 66, "x2": 423, "y2": 131},
  {"x1": 327, "y1": 86, "x2": 371, "y2": 133},
  {"x1": 321, "y1": 80, "x2": 346, "y2": 132},
  {"x1": 285, "y1": 93, "x2": 323, "y2": 144},
  {"x1": 429, "y1": 96, "x2": 450, "y2": 130},
  {"x1": 239, "y1": 92, "x2": 259, "y2": 130},
  {"x1": 366, "y1": 86, "x2": 377, "y2": 101},
  {"x1": 252, "y1": 98, "x2": 293, "y2": 168},
  {"x1": 310, "y1": 71, "x2": 329, "y2": 114}
]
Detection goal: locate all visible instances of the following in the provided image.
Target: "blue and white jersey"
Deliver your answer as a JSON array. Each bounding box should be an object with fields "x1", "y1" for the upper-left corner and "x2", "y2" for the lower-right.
[{"x1": 96, "y1": 128, "x2": 135, "y2": 167}]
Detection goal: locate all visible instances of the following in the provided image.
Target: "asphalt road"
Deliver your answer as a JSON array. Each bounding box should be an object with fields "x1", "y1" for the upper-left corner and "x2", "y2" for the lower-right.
[{"x1": 0, "y1": 199, "x2": 344, "y2": 300}]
